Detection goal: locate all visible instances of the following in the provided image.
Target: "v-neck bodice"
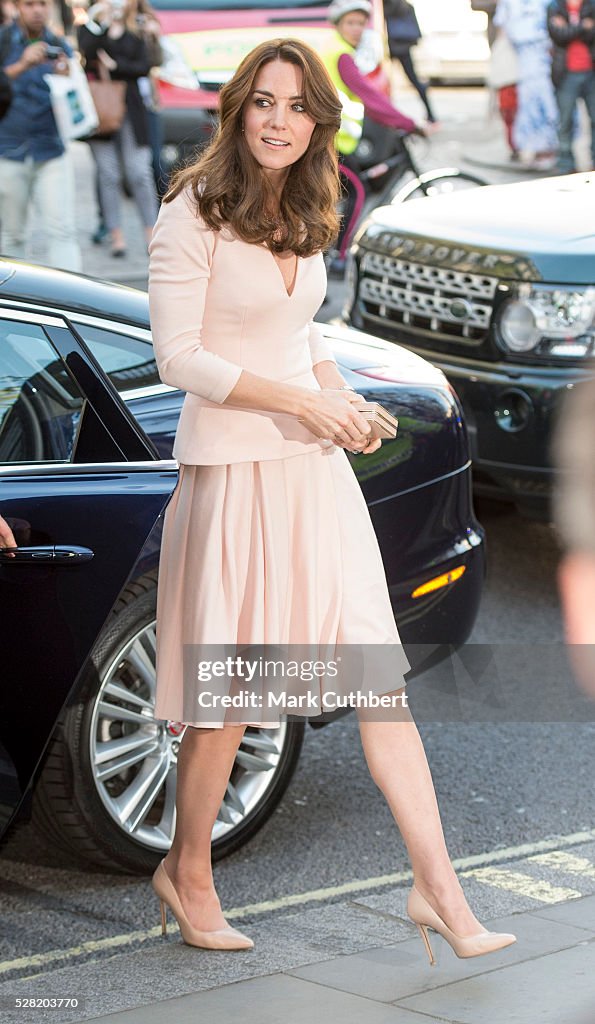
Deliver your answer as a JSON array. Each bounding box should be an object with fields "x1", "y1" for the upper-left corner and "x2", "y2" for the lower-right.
[
  {"x1": 270, "y1": 249, "x2": 299, "y2": 298},
  {"x1": 149, "y1": 189, "x2": 337, "y2": 465}
]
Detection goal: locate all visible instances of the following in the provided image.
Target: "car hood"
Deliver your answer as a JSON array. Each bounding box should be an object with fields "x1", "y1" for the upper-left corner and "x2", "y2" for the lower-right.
[
  {"x1": 322, "y1": 322, "x2": 448, "y2": 387},
  {"x1": 360, "y1": 172, "x2": 595, "y2": 284}
]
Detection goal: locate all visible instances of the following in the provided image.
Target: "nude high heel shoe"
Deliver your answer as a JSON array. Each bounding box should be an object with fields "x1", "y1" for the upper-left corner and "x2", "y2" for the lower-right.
[
  {"x1": 407, "y1": 884, "x2": 516, "y2": 966},
  {"x1": 152, "y1": 860, "x2": 254, "y2": 950}
]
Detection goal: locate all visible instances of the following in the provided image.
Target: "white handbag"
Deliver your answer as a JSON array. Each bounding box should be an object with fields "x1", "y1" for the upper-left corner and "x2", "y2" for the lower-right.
[
  {"x1": 487, "y1": 32, "x2": 519, "y2": 90},
  {"x1": 44, "y1": 58, "x2": 99, "y2": 142}
]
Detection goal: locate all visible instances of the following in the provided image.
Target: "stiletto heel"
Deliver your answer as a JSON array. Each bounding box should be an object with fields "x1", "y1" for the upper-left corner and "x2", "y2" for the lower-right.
[
  {"x1": 416, "y1": 922, "x2": 436, "y2": 966},
  {"x1": 151, "y1": 860, "x2": 254, "y2": 951},
  {"x1": 407, "y1": 884, "x2": 516, "y2": 963}
]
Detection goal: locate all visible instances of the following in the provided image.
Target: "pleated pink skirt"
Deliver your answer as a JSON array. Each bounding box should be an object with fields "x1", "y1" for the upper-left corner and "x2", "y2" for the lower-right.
[{"x1": 154, "y1": 445, "x2": 410, "y2": 728}]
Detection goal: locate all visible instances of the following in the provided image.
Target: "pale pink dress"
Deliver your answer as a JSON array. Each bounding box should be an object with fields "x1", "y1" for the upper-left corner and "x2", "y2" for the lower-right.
[{"x1": 148, "y1": 189, "x2": 410, "y2": 728}]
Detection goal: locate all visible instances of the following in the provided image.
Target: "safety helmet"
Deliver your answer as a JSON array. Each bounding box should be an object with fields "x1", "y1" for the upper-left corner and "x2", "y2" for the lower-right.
[{"x1": 328, "y1": 0, "x2": 372, "y2": 24}]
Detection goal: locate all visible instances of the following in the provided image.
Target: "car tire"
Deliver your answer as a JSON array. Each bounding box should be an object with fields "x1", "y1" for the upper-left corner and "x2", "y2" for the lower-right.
[{"x1": 32, "y1": 574, "x2": 305, "y2": 874}]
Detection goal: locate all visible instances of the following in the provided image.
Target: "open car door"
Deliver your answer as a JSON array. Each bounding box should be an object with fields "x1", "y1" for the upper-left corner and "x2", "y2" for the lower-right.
[{"x1": 0, "y1": 309, "x2": 178, "y2": 840}]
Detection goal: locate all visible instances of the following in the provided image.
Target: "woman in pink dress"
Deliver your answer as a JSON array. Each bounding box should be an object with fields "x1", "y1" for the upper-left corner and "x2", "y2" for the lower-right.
[{"x1": 148, "y1": 38, "x2": 516, "y2": 963}]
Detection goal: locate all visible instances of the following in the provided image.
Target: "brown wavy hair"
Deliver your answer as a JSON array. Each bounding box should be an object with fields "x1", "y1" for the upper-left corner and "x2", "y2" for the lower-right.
[{"x1": 164, "y1": 38, "x2": 342, "y2": 257}]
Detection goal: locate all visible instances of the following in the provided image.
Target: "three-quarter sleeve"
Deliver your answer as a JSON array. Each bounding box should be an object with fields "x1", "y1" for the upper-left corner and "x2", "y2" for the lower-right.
[
  {"x1": 307, "y1": 320, "x2": 337, "y2": 366},
  {"x1": 148, "y1": 190, "x2": 244, "y2": 403}
]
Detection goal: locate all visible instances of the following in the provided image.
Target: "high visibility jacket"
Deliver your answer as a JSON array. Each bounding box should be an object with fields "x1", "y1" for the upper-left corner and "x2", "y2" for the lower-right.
[{"x1": 325, "y1": 32, "x2": 365, "y2": 155}]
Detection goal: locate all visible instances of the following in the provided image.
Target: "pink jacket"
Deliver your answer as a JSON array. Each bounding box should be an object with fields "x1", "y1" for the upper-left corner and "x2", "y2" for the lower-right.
[{"x1": 148, "y1": 189, "x2": 337, "y2": 465}]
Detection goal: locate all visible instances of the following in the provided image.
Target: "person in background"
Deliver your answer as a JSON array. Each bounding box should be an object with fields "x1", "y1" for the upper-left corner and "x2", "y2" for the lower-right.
[
  {"x1": 553, "y1": 379, "x2": 595, "y2": 699},
  {"x1": 475, "y1": 0, "x2": 519, "y2": 159},
  {"x1": 494, "y1": 64, "x2": 519, "y2": 159},
  {"x1": 547, "y1": 0, "x2": 595, "y2": 173},
  {"x1": 325, "y1": 0, "x2": 425, "y2": 274},
  {"x1": 0, "y1": 0, "x2": 82, "y2": 270},
  {"x1": 487, "y1": 14, "x2": 520, "y2": 159},
  {"x1": 134, "y1": 0, "x2": 165, "y2": 195},
  {"x1": 78, "y1": 0, "x2": 158, "y2": 257},
  {"x1": 384, "y1": 0, "x2": 437, "y2": 123},
  {"x1": 493, "y1": 0, "x2": 559, "y2": 168},
  {"x1": 0, "y1": 0, "x2": 16, "y2": 117}
]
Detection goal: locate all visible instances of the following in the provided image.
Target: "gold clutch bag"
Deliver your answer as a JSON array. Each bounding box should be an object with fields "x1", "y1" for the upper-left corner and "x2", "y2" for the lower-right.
[{"x1": 358, "y1": 401, "x2": 399, "y2": 440}]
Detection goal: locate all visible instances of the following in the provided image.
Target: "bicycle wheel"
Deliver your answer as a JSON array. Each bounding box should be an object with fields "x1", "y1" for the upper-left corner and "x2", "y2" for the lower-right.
[{"x1": 391, "y1": 168, "x2": 487, "y2": 204}]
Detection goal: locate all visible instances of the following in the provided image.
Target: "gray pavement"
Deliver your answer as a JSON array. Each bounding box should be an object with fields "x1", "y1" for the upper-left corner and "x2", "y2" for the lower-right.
[{"x1": 89, "y1": 906, "x2": 595, "y2": 1024}]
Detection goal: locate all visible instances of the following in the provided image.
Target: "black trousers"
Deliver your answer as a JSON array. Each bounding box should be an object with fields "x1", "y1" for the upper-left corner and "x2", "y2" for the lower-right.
[{"x1": 390, "y1": 47, "x2": 436, "y2": 122}]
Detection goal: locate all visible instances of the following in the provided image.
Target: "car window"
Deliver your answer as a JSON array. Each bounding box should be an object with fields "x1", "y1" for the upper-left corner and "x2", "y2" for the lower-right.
[
  {"x1": 0, "y1": 320, "x2": 84, "y2": 465},
  {"x1": 73, "y1": 323, "x2": 161, "y2": 394}
]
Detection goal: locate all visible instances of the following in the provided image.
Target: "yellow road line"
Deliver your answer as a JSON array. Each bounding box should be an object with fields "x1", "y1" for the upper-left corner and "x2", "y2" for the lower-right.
[
  {"x1": 1, "y1": 929, "x2": 165, "y2": 978},
  {"x1": 460, "y1": 866, "x2": 582, "y2": 903},
  {"x1": 526, "y1": 851, "x2": 595, "y2": 878},
  {"x1": 2, "y1": 827, "x2": 595, "y2": 978}
]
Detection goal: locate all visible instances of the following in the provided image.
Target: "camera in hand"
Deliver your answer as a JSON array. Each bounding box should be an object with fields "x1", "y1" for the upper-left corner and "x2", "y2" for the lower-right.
[{"x1": 45, "y1": 45, "x2": 64, "y2": 60}]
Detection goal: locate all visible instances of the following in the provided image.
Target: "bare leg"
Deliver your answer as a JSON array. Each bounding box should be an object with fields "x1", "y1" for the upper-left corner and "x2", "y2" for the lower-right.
[
  {"x1": 358, "y1": 689, "x2": 484, "y2": 937},
  {"x1": 110, "y1": 228, "x2": 126, "y2": 252},
  {"x1": 161, "y1": 723, "x2": 247, "y2": 931}
]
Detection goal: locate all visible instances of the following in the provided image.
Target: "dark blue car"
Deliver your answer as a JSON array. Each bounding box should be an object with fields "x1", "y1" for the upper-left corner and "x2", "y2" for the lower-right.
[{"x1": 0, "y1": 260, "x2": 485, "y2": 873}]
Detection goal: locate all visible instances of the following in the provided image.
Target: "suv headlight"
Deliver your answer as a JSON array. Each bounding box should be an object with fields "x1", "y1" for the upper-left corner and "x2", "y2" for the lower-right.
[
  {"x1": 497, "y1": 284, "x2": 595, "y2": 358},
  {"x1": 156, "y1": 38, "x2": 199, "y2": 91}
]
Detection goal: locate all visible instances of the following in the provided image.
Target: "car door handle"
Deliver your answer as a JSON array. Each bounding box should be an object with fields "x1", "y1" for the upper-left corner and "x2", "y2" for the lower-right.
[{"x1": 0, "y1": 545, "x2": 94, "y2": 564}]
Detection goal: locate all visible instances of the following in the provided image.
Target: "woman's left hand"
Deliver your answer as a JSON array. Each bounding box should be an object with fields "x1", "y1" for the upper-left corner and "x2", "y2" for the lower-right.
[
  {"x1": 322, "y1": 388, "x2": 382, "y2": 455},
  {"x1": 350, "y1": 436, "x2": 382, "y2": 455}
]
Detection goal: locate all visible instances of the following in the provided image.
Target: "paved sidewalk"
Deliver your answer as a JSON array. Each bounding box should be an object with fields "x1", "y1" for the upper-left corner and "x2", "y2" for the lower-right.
[
  {"x1": 88, "y1": 895, "x2": 595, "y2": 1024},
  {"x1": 2, "y1": 840, "x2": 595, "y2": 1024}
]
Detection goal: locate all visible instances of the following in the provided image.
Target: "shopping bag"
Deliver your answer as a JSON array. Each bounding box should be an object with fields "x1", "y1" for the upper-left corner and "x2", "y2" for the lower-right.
[{"x1": 44, "y1": 59, "x2": 99, "y2": 141}]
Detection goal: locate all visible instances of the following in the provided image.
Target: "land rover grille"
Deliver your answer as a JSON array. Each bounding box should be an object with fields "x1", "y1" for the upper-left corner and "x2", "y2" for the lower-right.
[{"x1": 358, "y1": 252, "x2": 499, "y2": 342}]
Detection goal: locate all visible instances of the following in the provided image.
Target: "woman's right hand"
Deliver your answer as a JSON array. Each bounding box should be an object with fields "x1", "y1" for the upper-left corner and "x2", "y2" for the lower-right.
[
  {"x1": 21, "y1": 42, "x2": 49, "y2": 68},
  {"x1": 86, "y1": 2, "x2": 112, "y2": 25},
  {"x1": 298, "y1": 390, "x2": 372, "y2": 449}
]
